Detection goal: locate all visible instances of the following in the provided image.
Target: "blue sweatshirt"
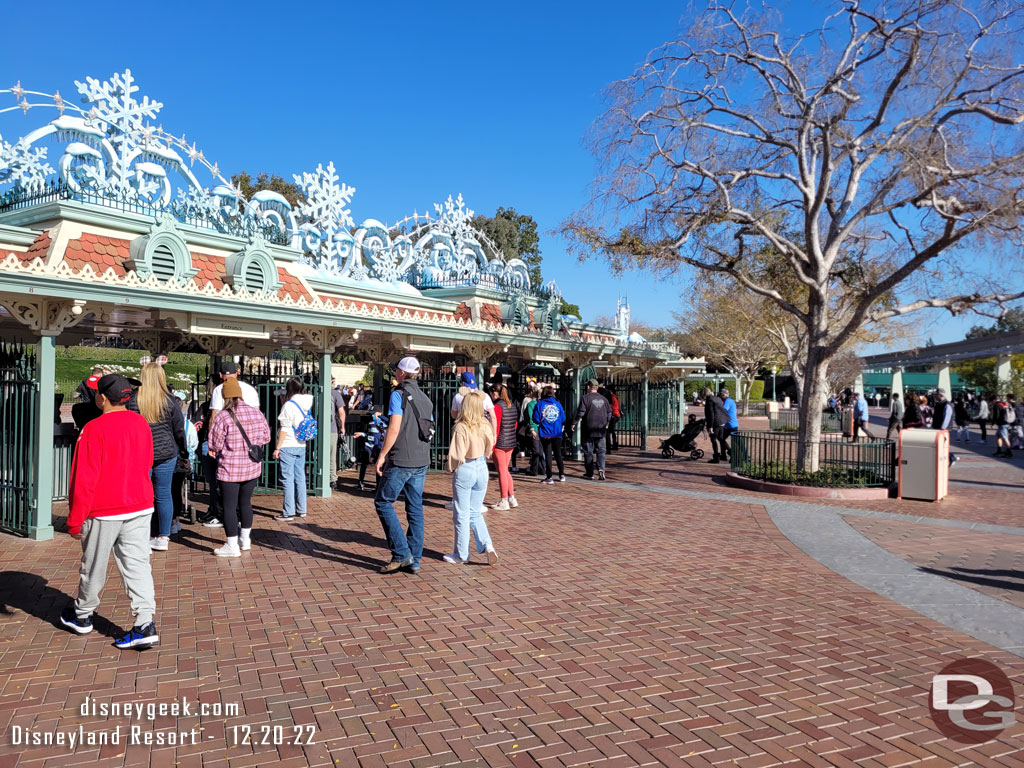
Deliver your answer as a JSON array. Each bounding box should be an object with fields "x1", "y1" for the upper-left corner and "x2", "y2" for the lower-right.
[
  {"x1": 532, "y1": 397, "x2": 566, "y2": 439},
  {"x1": 722, "y1": 397, "x2": 739, "y2": 429}
]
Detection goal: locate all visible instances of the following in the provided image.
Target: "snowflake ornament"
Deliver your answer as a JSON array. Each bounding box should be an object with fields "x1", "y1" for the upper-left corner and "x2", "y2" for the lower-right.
[
  {"x1": 0, "y1": 135, "x2": 54, "y2": 194},
  {"x1": 432, "y1": 193, "x2": 476, "y2": 245},
  {"x1": 293, "y1": 161, "x2": 355, "y2": 232}
]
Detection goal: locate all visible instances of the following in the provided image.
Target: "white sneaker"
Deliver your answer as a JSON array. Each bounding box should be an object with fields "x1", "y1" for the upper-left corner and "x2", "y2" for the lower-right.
[
  {"x1": 202, "y1": 518, "x2": 224, "y2": 528},
  {"x1": 239, "y1": 529, "x2": 251, "y2": 551},
  {"x1": 149, "y1": 537, "x2": 169, "y2": 551},
  {"x1": 170, "y1": 520, "x2": 181, "y2": 535},
  {"x1": 486, "y1": 546, "x2": 499, "y2": 565},
  {"x1": 214, "y1": 540, "x2": 241, "y2": 558},
  {"x1": 490, "y1": 499, "x2": 510, "y2": 511},
  {"x1": 480, "y1": 505, "x2": 489, "y2": 515},
  {"x1": 508, "y1": 496, "x2": 518, "y2": 508},
  {"x1": 443, "y1": 554, "x2": 468, "y2": 565}
]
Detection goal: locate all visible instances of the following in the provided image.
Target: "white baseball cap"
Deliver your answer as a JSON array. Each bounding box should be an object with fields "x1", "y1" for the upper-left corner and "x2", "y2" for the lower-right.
[{"x1": 397, "y1": 356, "x2": 420, "y2": 374}]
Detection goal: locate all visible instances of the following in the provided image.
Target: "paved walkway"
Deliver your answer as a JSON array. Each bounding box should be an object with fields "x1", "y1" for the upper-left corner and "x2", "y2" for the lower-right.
[{"x1": 1, "y1": 440, "x2": 1023, "y2": 767}]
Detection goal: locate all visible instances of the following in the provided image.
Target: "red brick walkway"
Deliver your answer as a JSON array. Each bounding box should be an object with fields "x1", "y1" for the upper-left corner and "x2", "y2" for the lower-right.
[{"x1": 1, "y1": 448, "x2": 1022, "y2": 767}]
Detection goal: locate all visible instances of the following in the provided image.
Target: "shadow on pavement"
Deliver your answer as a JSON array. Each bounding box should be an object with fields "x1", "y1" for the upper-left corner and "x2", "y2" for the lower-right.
[
  {"x1": 917, "y1": 566, "x2": 1024, "y2": 593},
  {"x1": 0, "y1": 571, "x2": 122, "y2": 637}
]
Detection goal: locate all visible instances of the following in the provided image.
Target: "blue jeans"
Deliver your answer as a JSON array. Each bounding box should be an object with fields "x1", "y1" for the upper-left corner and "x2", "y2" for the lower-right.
[
  {"x1": 280, "y1": 447, "x2": 307, "y2": 517},
  {"x1": 150, "y1": 456, "x2": 177, "y2": 537},
  {"x1": 451, "y1": 457, "x2": 492, "y2": 561},
  {"x1": 374, "y1": 464, "x2": 426, "y2": 566}
]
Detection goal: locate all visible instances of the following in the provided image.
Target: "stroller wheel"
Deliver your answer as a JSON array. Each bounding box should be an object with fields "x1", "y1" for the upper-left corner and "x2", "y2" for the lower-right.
[
  {"x1": 662, "y1": 446, "x2": 675, "y2": 458},
  {"x1": 691, "y1": 449, "x2": 704, "y2": 460}
]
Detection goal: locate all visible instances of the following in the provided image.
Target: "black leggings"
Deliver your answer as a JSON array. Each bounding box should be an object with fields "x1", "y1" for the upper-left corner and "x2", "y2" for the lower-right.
[
  {"x1": 220, "y1": 477, "x2": 257, "y2": 537},
  {"x1": 541, "y1": 437, "x2": 564, "y2": 478},
  {"x1": 978, "y1": 419, "x2": 988, "y2": 441}
]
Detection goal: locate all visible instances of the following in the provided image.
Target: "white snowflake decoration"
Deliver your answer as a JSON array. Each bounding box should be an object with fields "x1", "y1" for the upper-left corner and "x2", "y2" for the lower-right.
[
  {"x1": 293, "y1": 162, "x2": 355, "y2": 233},
  {"x1": 432, "y1": 193, "x2": 476, "y2": 245},
  {"x1": 0, "y1": 135, "x2": 53, "y2": 194},
  {"x1": 74, "y1": 69, "x2": 163, "y2": 199}
]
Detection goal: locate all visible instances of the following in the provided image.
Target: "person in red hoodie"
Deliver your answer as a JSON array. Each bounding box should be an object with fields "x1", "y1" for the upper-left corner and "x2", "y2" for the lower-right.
[{"x1": 60, "y1": 374, "x2": 161, "y2": 649}]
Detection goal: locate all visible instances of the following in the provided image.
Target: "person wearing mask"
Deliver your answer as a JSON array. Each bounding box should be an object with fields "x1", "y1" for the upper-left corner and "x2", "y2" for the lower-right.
[
  {"x1": 330, "y1": 377, "x2": 347, "y2": 492},
  {"x1": 606, "y1": 385, "x2": 621, "y2": 453},
  {"x1": 886, "y1": 390, "x2": 905, "y2": 442},
  {"x1": 61, "y1": 374, "x2": 160, "y2": 649},
  {"x1": 489, "y1": 383, "x2": 519, "y2": 509},
  {"x1": 444, "y1": 390, "x2": 498, "y2": 565},
  {"x1": 208, "y1": 378, "x2": 271, "y2": 556},
  {"x1": 573, "y1": 378, "x2": 611, "y2": 481},
  {"x1": 703, "y1": 387, "x2": 729, "y2": 463},
  {"x1": 902, "y1": 392, "x2": 923, "y2": 429},
  {"x1": 975, "y1": 396, "x2": 990, "y2": 444},
  {"x1": 130, "y1": 363, "x2": 186, "y2": 553},
  {"x1": 849, "y1": 392, "x2": 874, "y2": 442},
  {"x1": 931, "y1": 390, "x2": 953, "y2": 431},
  {"x1": 374, "y1": 356, "x2": 434, "y2": 575},
  {"x1": 717, "y1": 387, "x2": 740, "y2": 457},
  {"x1": 273, "y1": 377, "x2": 315, "y2": 520},
  {"x1": 954, "y1": 395, "x2": 972, "y2": 443},
  {"x1": 532, "y1": 386, "x2": 566, "y2": 484}
]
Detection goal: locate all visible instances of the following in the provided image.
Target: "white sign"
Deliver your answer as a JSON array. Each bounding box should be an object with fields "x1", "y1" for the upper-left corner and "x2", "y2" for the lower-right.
[{"x1": 189, "y1": 315, "x2": 268, "y2": 339}]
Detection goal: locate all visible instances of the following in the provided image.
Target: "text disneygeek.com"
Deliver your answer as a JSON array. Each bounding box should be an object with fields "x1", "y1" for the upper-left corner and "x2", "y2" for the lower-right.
[{"x1": 6, "y1": 697, "x2": 316, "y2": 749}]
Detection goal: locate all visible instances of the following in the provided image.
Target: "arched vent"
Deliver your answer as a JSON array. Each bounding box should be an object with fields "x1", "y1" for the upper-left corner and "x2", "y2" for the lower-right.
[
  {"x1": 245, "y1": 260, "x2": 267, "y2": 294},
  {"x1": 151, "y1": 244, "x2": 178, "y2": 281}
]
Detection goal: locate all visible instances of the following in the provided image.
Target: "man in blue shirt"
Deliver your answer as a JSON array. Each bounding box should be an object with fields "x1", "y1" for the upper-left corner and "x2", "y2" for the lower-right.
[
  {"x1": 718, "y1": 387, "x2": 739, "y2": 460},
  {"x1": 850, "y1": 392, "x2": 874, "y2": 442},
  {"x1": 374, "y1": 356, "x2": 434, "y2": 575}
]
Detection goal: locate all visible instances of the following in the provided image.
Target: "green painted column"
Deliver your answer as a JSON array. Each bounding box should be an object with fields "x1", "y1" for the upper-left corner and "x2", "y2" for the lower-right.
[
  {"x1": 313, "y1": 351, "x2": 332, "y2": 498},
  {"x1": 373, "y1": 363, "x2": 386, "y2": 409},
  {"x1": 30, "y1": 335, "x2": 56, "y2": 540},
  {"x1": 476, "y1": 361, "x2": 486, "y2": 388},
  {"x1": 678, "y1": 379, "x2": 686, "y2": 433},
  {"x1": 571, "y1": 368, "x2": 582, "y2": 460},
  {"x1": 641, "y1": 371, "x2": 650, "y2": 452}
]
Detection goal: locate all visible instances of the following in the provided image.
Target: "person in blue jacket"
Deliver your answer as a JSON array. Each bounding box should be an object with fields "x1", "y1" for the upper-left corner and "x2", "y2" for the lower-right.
[
  {"x1": 718, "y1": 387, "x2": 740, "y2": 460},
  {"x1": 532, "y1": 385, "x2": 566, "y2": 484}
]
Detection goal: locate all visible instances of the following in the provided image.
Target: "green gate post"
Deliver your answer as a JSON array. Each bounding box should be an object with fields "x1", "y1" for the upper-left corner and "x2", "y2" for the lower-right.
[
  {"x1": 641, "y1": 371, "x2": 650, "y2": 452},
  {"x1": 313, "y1": 351, "x2": 333, "y2": 497},
  {"x1": 678, "y1": 379, "x2": 687, "y2": 433},
  {"x1": 570, "y1": 367, "x2": 582, "y2": 460},
  {"x1": 476, "y1": 361, "x2": 486, "y2": 388},
  {"x1": 373, "y1": 363, "x2": 386, "y2": 409},
  {"x1": 30, "y1": 335, "x2": 56, "y2": 540}
]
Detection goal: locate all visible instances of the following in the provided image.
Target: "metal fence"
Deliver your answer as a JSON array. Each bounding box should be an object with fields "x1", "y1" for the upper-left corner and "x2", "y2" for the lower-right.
[
  {"x1": 730, "y1": 430, "x2": 895, "y2": 487},
  {"x1": 647, "y1": 383, "x2": 680, "y2": 435},
  {"x1": 0, "y1": 362, "x2": 36, "y2": 535},
  {"x1": 52, "y1": 428, "x2": 76, "y2": 501},
  {"x1": 769, "y1": 409, "x2": 844, "y2": 433}
]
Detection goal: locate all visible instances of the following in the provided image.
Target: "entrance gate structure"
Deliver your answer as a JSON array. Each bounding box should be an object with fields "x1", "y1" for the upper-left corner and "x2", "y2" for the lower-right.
[{"x1": 0, "y1": 69, "x2": 704, "y2": 538}]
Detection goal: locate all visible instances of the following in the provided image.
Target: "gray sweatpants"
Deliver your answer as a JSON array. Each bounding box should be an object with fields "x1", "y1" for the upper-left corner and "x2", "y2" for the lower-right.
[{"x1": 75, "y1": 514, "x2": 156, "y2": 626}]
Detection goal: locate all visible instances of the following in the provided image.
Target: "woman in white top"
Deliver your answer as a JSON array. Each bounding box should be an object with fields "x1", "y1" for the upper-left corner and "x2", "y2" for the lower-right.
[
  {"x1": 273, "y1": 377, "x2": 315, "y2": 520},
  {"x1": 444, "y1": 390, "x2": 498, "y2": 565}
]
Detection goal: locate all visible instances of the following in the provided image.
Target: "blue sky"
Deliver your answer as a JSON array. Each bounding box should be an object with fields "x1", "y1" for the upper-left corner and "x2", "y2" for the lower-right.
[{"x1": 0, "y1": 1, "x2": 987, "y2": 347}]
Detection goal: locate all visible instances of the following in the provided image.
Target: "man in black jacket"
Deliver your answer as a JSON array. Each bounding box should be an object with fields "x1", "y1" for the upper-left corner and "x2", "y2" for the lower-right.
[
  {"x1": 573, "y1": 379, "x2": 611, "y2": 480},
  {"x1": 702, "y1": 386, "x2": 729, "y2": 463}
]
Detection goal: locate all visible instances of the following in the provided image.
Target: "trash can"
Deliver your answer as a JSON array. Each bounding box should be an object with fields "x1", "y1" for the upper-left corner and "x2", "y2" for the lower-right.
[{"x1": 898, "y1": 429, "x2": 950, "y2": 501}]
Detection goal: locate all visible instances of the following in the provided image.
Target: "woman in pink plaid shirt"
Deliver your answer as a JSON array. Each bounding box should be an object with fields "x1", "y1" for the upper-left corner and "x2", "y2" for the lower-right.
[{"x1": 208, "y1": 378, "x2": 270, "y2": 557}]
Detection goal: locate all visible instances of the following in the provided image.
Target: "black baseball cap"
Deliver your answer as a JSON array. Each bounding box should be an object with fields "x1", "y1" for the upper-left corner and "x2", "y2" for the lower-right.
[
  {"x1": 96, "y1": 374, "x2": 134, "y2": 404},
  {"x1": 220, "y1": 361, "x2": 239, "y2": 375}
]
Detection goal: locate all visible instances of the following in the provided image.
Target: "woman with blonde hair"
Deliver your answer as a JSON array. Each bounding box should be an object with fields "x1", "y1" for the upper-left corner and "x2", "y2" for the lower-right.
[
  {"x1": 129, "y1": 362, "x2": 185, "y2": 552},
  {"x1": 444, "y1": 390, "x2": 498, "y2": 565}
]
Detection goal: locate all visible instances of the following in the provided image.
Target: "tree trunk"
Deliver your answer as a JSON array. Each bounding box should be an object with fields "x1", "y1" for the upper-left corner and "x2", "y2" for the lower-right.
[{"x1": 797, "y1": 350, "x2": 830, "y2": 473}]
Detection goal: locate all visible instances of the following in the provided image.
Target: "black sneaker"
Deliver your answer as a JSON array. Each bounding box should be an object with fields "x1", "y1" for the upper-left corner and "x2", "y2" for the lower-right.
[
  {"x1": 59, "y1": 605, "x2": 93, "y2": 635},
  {"x1": 380, "y1": 558, "x2": 413, "y2": 574},
  {"x1": 708, "y1": 459, "x2": 721, "y2": 464},
  {"x1": 114, "y1": 622, "x2": 159, "y2": 649},
  {"x1": 403, "y1": 562, "x2": 421, "y2": 575},
  {"x1": 583, "y1": 474, "x2": 594, "y2": 480}
]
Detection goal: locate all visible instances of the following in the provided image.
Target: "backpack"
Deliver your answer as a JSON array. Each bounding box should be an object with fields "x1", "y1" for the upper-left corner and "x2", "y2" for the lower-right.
[
  {"x1": 399, "y1": 383, "x2": 435, "y2": 442},
  {"x1": 289, "y1": 400, "x2": 318, "y2": 441},
  {"x1": 1007, "y1": 403, "x2": 1018, "y2": 425}
]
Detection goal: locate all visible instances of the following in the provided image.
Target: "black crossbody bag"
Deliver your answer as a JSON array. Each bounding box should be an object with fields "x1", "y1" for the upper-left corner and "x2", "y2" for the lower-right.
[{"x1": 227, "y1": 408, "x2": 265, "y2": 463}]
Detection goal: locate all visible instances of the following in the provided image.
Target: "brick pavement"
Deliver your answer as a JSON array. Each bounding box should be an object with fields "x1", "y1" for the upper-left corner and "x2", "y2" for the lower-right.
[{"x1": 1, "y1": 449, "x2": 1023, "y2": 767}]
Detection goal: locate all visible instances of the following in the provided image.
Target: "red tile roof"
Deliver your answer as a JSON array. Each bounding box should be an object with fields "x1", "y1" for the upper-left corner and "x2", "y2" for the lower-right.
[
  {"x1": 480, "y1": 303, "x2": 503, "y2": 324},
  {"x1": 15, "y1": 230, "x2": 52, "y2": 262},
  {"x1": 64, "y1": 233, "x2": 129, "y2": 275},
  {"x1": 454, "y1": 302, "x2": 472, "y2": 321}
]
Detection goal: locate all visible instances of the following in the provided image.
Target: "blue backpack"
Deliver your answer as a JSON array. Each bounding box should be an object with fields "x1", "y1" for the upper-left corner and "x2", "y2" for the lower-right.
[{"x1": 290, "y1": 401, "x2": 318, "y2": 441}]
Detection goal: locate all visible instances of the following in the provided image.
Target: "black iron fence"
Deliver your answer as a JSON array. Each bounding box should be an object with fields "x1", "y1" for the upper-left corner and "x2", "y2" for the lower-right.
[
  {"x1": 730, "y1": 430, "x2": 895, "y2": 487},
  {"x1": 0, "y1": 364, "x2": 36, "y2": 536}
]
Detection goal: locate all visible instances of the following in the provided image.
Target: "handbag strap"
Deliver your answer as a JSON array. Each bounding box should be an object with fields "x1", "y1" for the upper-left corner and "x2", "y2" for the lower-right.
[{"x1": 226, "y1": 407, "x2": 254, "y2": 449}]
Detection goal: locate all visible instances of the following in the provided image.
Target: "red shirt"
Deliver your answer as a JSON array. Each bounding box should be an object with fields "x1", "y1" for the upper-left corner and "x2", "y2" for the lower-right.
[{"x1": 67, "y1": 409, "x2": 154, "y2": 535}]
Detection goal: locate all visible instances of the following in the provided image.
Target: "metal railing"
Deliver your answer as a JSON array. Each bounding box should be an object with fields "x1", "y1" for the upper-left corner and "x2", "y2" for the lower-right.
[
  {"x1": 730, "y1": 430, "x2": 895, "y2": 487},
  {"x1": 410, "y1": 272, "x2": 559, "y2": 301},
  {"x1": 769, "y1": 409, "x2": 844, "y2": 433}
]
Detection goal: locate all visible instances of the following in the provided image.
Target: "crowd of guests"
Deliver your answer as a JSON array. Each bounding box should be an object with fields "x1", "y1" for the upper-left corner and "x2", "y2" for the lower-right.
[
  {"x1": 59, "y1": 357, "x2": 624, "y2": 649},
  {"x1": 884, "y1": 389, "x2": 1023, "y2": 457}
]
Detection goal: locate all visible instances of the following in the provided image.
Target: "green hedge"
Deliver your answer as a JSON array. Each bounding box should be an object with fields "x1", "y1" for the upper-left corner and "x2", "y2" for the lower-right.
[{"x1": 747, "y1": 379, "x2": 765, "y2": 401}]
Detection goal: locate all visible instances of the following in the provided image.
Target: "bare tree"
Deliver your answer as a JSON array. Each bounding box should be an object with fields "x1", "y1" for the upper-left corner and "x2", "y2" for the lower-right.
[
  {"x1": 824, "y1": 351, "x2": 864, "y2": 396},
  {"x1": 562, "y1": 0, "x2": 1024, "y2": 470},
  {"x1": 676, "y1": 284, "x2": 782, "y2": 409}
]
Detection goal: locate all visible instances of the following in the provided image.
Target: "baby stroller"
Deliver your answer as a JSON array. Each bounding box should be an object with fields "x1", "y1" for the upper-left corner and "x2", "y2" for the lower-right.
[{"x1": 660, "y1": 416, "x2": 706, "y2": 460}]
